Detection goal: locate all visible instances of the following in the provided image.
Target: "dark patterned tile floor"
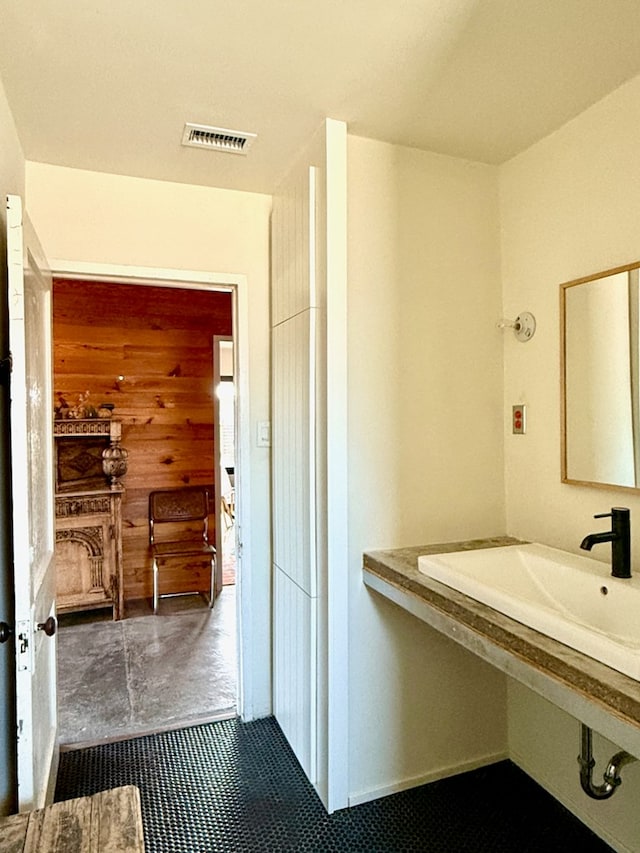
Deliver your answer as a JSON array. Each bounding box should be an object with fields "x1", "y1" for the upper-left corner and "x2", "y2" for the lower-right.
[{"x1": 55, "y1": 716, "x2": 612, "y2": 852}]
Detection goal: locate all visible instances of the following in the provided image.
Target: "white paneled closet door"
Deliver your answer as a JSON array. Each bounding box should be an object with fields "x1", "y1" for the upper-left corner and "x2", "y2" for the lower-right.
[
  {"x1": 271, "y1": 162, "x2": 319, "y2": 783},
  {"x1": 272, "y1": 311, "x2": 316, "y2": 599},
  {"x1": 271, "y1": 119, "x2": 348, "y2": 812}
]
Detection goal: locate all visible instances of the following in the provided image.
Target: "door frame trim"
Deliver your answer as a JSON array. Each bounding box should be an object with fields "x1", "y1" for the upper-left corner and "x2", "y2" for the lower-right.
[
  {"x1": 49, "y1": 260, "x2": 254, "y2": 720},
  {"x1": 212, "y1": 335, "x2": 234, "y2": 599}
]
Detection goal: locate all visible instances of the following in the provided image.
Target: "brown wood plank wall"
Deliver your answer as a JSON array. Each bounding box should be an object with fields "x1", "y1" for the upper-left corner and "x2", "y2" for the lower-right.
[{"x1": 52, "y1": 279, "x2": 232, "y2": 605}]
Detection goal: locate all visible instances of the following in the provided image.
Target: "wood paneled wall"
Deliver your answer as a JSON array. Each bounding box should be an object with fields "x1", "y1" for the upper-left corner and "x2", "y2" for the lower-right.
[{"x1": 52, "y1": 279, "x2": 232, "y2": 604}]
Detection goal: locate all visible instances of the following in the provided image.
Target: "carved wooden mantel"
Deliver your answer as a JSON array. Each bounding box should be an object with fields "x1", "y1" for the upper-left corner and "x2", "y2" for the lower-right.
[
  {"x1": 54, "y1": 419, "x2": 126, "y2": 620},
  {"x1": 54, "y1": 418, "x2": 121, "y2": 439}
]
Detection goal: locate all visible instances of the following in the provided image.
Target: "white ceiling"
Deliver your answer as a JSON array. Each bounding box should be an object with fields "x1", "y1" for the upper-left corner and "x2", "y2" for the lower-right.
[{"x1": 1, "y1": 0, "x2": 640, "y2": 195}]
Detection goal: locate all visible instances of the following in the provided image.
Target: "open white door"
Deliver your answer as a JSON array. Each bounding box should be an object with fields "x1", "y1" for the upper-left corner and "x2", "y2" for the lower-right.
[{"x1": 6, "y1": 195, "x2": 57, "y2": 811}]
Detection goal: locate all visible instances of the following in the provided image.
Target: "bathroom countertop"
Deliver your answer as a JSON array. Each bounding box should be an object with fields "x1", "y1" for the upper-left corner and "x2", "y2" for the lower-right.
[{"x1": 363, "y1": 537, "x2": 640, "y2": 755}]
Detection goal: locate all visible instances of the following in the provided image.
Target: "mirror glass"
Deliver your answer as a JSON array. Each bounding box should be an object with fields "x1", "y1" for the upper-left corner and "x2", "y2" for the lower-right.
[{"x1": 561, "y1": 261, "x2": 640, "y2": 490}]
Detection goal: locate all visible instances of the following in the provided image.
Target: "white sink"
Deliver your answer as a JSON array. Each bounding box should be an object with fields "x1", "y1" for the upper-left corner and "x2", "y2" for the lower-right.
[{"x1": 418, "y1": 543, "x2": 640, "y2": 680}]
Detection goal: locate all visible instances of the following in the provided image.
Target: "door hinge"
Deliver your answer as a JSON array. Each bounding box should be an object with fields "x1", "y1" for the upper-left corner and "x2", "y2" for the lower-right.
[{"x1": 16, "y1": 619, "x2": 31, "y2": 672}]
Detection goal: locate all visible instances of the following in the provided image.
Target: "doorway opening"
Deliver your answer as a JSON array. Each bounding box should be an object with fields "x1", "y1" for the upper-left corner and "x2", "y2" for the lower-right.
[{"x1": 52, "y1": 273, "x2": 242, "y2": 747}]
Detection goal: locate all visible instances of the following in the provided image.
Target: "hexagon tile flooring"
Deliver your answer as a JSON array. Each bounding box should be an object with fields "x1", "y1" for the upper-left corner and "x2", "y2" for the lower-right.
[{"x1": 55, "y1": 716, "x2": 611, "y2": 852}]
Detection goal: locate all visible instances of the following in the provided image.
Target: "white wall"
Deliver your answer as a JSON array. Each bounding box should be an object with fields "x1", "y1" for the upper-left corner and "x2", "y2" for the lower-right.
[
  {"x1": 0, "y1": 74, "x2": 25, "y2": 816},
  {"x1": 501, "y1": 71, "x2": 640, "y2": 851},
  {"x1": 0, "y1": 83, "x2": 24, "y2": 206},
  {"x1": 25, "y1": 162, "x2": 273, "y2": 718},
  {"x1": 347, "y1": 135, "x2": 508, "y2": 802}
]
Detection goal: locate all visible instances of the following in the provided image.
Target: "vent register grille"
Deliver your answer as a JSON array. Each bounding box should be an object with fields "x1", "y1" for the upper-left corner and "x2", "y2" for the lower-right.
[{"x1": 182, "y1": 123, "x2": 256, "y2": 155}]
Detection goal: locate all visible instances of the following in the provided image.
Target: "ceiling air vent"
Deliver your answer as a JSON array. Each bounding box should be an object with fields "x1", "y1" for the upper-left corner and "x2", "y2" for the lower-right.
[{"x1": 181, "y1": 123, "x2": 257, "y2": 155}]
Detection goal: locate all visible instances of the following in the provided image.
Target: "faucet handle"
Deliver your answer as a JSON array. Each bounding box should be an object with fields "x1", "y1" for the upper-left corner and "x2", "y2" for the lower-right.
[{"x1": 594, "y1": 507, "x2": 630, "y2": 520}]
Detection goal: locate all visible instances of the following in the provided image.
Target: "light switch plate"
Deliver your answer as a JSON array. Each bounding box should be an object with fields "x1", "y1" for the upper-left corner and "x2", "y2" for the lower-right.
[{"x1": 257, "y1": 420, "x2": 271, "y2": 447}]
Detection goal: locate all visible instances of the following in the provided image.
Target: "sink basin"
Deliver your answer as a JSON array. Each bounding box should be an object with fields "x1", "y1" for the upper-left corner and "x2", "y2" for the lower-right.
[{"x1": 418, "y1": 543, "x2": 640, "y2": 680}]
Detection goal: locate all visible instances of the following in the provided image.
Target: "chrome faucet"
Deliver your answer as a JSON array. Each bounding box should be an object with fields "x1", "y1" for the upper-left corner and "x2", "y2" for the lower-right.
[{"x1": 580, "y1": 507, "x2": 631, "y2": 579}]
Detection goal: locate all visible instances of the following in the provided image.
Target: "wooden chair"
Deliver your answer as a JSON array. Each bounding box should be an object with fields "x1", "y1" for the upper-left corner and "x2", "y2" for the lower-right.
[{"x1": 148, "y1": 487, "x2": 215, "y2": 614}]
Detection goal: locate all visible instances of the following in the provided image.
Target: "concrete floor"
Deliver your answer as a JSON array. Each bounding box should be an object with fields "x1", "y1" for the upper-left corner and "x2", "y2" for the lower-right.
[{"x1": 57, "y1": 587, "x2": 237, "y2": 749}]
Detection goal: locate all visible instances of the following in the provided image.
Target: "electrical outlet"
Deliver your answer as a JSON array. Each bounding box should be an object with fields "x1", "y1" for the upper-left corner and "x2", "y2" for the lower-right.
[{"x1": 512, "y1": 404, "x2": 526, "y2": 434}]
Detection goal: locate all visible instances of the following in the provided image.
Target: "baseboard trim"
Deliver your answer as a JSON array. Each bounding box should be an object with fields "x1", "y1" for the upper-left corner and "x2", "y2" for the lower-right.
[{"x1": 348, "y1": 749, "x2": 509, "y2": 807}]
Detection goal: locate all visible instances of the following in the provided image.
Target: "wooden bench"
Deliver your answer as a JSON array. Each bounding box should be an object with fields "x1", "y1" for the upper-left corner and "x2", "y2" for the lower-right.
[{"x1": 0, "y1": 785, "x2": 145, "y2": 852}]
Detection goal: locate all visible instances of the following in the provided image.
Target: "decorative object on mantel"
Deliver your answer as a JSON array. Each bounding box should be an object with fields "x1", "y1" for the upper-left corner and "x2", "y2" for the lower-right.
[
  {"x1": 102, "y1": 438, "x2": 129, "y2": 489},
  {"x1": 55, "y1": 390, "x2": 100, "y2": 420}
]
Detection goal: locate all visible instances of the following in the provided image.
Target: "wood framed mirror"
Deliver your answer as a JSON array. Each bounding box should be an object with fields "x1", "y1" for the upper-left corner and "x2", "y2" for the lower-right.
[{"x1": 561, "y1": 260, "x2": 640, "y2": 491}]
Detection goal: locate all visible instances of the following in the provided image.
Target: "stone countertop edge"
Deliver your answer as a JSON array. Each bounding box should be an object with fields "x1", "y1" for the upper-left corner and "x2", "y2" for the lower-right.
[{"x1": 362, "y1": 536, "x2": 640, "y2": 730}]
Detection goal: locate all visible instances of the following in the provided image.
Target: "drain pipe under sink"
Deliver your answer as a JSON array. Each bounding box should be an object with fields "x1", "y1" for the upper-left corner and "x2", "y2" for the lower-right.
[{"x1": 578, "y1": 724, "x2": 638, "y2": 799}]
